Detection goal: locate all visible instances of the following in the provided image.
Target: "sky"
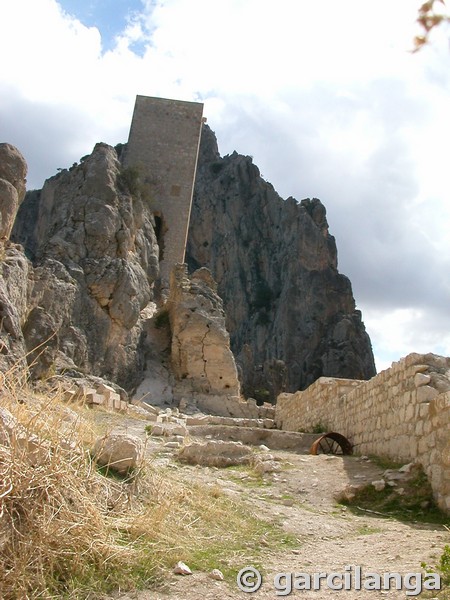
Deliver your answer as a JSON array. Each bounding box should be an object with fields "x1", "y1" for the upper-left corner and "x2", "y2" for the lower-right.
[{"x1": 0, "y1": 0, "x2": 449, "y2": 372}]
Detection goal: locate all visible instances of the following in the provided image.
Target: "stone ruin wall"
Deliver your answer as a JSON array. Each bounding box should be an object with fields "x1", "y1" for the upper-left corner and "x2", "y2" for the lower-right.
[
  {"x1": 124, "y1": 95, "x2": 204, "y2": 292},
  {"x1": 276, "y1": 352, "x2": 450, "y2": 513}
]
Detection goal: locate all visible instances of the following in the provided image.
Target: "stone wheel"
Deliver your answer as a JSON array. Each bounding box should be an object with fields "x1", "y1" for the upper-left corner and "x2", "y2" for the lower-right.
[{"x1": 309, "y1": 432, "x2": 353, "y2": 456}]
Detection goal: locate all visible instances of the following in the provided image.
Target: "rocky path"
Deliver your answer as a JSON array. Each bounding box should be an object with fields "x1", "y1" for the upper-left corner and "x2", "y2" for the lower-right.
[{"x1": 100, "y1": 412, "x2": 448, "y2": 600}]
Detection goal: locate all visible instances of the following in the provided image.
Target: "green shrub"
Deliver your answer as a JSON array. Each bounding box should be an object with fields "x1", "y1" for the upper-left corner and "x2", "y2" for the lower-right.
[
  {"x1": 117, "y1": 166, "x2": 141, "y2": 196},
  {"x1": 338, "y1": 466, "x2": 449, "y2": 525},
  {"x1": 312, "y1": 423, "x2": 327, "y2": 434},
  {"x1": 153, "y1": 309, "x2": 170, "y2": 329},
  {"x1": 252, "y1": 281, "x2": 273, "y2": 310},
  {"x1": 439, "y1": 545, "x2": 450, "y2": 585},
  {"x1": 253, "y1": 388, "x2": 271, "y2": 404}
]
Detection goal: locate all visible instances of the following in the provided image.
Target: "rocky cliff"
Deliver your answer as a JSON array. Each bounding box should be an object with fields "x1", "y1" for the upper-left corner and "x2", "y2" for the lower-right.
[
  {"x1": 8, "y1": 124, "x2": 375, "y2": 402},
  {"x1": 186, "y1": 125, "x2": 376, "y2": 399},
  {"x1": 10, "y1": 143, "x2": 160, "y2": 389},
  {"x1": 0, "y1": 143, "x2": 30, "y2": 376}
]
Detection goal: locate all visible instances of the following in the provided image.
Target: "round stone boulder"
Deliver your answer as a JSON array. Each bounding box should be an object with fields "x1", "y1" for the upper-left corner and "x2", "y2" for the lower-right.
[
  {"x1": 92, "y1": 433, "x2": 144, "y2": 475},
  {"x1": 0, "y1": 143, "x2": 27, "y2": 203}
]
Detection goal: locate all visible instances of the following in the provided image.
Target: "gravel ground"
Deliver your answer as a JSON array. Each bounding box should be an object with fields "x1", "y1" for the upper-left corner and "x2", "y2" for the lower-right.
[{"x1": 100, "y1": 413, "x2": 448, "y2": 600}]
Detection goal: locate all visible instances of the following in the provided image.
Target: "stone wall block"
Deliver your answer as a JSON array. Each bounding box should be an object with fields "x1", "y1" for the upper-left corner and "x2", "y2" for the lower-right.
[
  {"x1": 429, "y1": 393, "x2": 450, "y2": 416},
  {"x1": 404, "y1": 353, "x2": 426, "y2": 367},
  {"x1": 85, "y1": 392, "x2": 105, "y2": 406},
  {"x1": 416, "y1": 385, "x2": 439, "y2": 403},
  {"x1": 414, "y1": 372, "x2": 431, "y2": 387},
  {"x1": 405, "y1": 403, "x2": 415, "y2": 421}
]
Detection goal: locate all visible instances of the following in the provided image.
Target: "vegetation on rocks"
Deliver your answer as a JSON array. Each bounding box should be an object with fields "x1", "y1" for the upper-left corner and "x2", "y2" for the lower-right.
[{"x1": 337, "y1": 466, "x2": 450, "y2": 525}]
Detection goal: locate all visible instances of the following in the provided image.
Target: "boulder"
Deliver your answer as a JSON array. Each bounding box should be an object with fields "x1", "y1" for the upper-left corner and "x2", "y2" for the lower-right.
[
  {"x1": 0, "y1": 143, "x2": 27, "y2": 240},
  {"x1": 177, "y1": 440, "x2": 253, "y2": 468},
  {"x1": 92, "y1": 433, "x2": 144, "y2": 474},
  {"x1": 0, "y1": 143, "x2": 27, "y2": 203},
  {"x1": 251, "y1": 451, "x2": 282, "y2": 474}
]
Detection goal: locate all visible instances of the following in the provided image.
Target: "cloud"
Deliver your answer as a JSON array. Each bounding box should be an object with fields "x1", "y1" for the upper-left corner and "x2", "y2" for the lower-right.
[{"x1": 0, "y1": 0, "x2": 449, "y2": 370}]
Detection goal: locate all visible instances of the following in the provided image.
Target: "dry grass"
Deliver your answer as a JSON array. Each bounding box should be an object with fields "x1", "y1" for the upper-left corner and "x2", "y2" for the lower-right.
[{"x1": 0, "y1": 373, "x2": 292, "y2": 599}]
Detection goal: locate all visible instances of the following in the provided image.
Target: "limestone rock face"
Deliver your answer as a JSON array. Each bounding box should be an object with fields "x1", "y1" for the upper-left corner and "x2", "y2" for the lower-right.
[
  {"x1": 0, "y1": 143, "x2": 27, "y2": 203},
  {"x1": 0, "y1": 144, "x2": 30, "y2": 371},
  {"x1": 168, "y1": 264, "x2": 241, "y2": 399},
  {"x1": 12, "y1": 143, "x2": 160, "y2": 388},
  {"x1": 0, "y1": 179, "x2": 19, "y2": 240},
  {"x1": 187, "y1": 125, "x2": 376, "y2": 398},
  {"x1": 0, "y1": 246, "x2": 30, "y2": 371},
  {"x1": 0, "y1": 144, "x2": 27, "y2": 240}
]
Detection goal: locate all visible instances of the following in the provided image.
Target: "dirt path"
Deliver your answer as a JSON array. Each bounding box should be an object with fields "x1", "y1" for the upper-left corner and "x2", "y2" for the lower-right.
[{"x1": 100, "y1": 413, "x2": 448, "y2": 600}]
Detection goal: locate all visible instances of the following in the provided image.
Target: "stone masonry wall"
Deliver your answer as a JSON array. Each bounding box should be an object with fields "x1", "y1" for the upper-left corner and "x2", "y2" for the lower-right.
[
  {"x1": 124, "y1": 95, "x2": 204, "y2": 292},
  {"x1": 276, "y1": 352, "x2": 450, "y2": 512}
]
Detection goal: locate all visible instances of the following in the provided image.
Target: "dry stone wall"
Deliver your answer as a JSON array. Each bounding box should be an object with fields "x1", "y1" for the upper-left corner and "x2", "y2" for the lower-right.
[{"x1": 276, "y1": 352, "x2": 450, "y2": 512}]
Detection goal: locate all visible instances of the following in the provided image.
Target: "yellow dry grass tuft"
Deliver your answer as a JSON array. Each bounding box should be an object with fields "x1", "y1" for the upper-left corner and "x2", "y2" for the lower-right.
[{"x1": 0, "y1": 372, "x2": 292, "y2": 599}]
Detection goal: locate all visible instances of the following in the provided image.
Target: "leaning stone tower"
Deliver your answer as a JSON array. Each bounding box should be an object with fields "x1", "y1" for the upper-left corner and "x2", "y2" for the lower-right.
[{"x1": 124, "y1": 95, "x2": 204, "y2": 294}]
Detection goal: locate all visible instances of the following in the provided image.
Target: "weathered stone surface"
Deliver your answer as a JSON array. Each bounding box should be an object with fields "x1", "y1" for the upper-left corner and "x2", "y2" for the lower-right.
[
  {"x1": 0, "y1": 145, "x2": 30, "y2": 369},
  {"x1": 371, "y1": 480, "x2": 386, "y2": 491},
  {"x1": 252, "y1": 453, "x2": 282, "y2": 474},
  {"x1": 22, "y1": 306, "x2": 59, "y2": 379},
  {"x1": 149, "y1": 422, "x2": 187, "y2": 437},
  {"x1": 335, "y1": 484, "x2": 366, "y2": 503},
  {"x1": 187, "y1": 424, "x2": 317, "y2": 451},
  {"x1": 173, "y1": 561, "x2": 192, "y2": 575},
  {"x1": 414, "y1": 372, "x2": 431, "y2": 387},
  {"x1": 169, "y1": 263, "x2": 240, "y2": 399},
  {"x1": 0, "y1": 179, "x2": 19, "y2": 240},
  {"x1": 276, "y1": 352, "x2": 450, "y2": 513},
  {"x1": 187, "y1": 125, "x2": 376, "y2": 398},
  {"x1": 209, "y1": 569, "x2": 224, "y2": 581},
  {"x1": 12, "y1": 143, "x2": 160, "y2": 389},
  {"x1": 0, "y1": 143, "x2": 27, "y2": 204},
  {"x1": 0, "y1": 407, "x2": 48, "y2": 465},
  {"x1": 0, "y1": 406, "x2": 18, "y2": 446},
  {"x1": 0, "y1": 246, "x2": 30, "y2": 372},
  {"x1": 177, "y1": 440, "x2": 253, "y2": 468},
  {"x1": 92, "y1": 433, "x2": 144, "y2": 474}
]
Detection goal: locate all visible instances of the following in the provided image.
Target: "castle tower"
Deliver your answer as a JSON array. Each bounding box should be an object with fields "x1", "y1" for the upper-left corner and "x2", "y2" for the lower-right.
[{"x1": 124, "y1": 95, "x2": 204, "y2": 293}]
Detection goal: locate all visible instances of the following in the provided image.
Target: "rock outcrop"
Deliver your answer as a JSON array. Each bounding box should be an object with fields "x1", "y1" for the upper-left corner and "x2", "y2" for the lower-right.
[
  {"x1": 8, "y1": 124, "x2": 375, "y2": 404},
  {"x1": 168, "y1": 264, "x2": 241, "y2": 402},
  {"x1": 0, "y1": 143, "x2": 27, "y2": 240},
  {"x1": 10, "y1": 143, "x2": 160, "y2": 389},
  {"x1": 187, "y1": 125, "x2": 376, "y2": 398},
  {"x1": 0, "y1": 144, "x2": 29, "y2": 373}
]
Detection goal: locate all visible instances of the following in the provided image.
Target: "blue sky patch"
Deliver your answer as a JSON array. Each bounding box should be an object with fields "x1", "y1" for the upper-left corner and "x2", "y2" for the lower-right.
[{"x1": 58, "y1": 0, "x2": 144, "y2": 52}]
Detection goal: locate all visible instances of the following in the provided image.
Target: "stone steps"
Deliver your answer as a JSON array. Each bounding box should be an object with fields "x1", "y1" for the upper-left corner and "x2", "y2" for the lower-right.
[
  {"x1": 187, "y1": 424, "x2": 318, "y2": 452},
  {"x1": 185, "y1": 414, "x2": 275, "y2": 429}
]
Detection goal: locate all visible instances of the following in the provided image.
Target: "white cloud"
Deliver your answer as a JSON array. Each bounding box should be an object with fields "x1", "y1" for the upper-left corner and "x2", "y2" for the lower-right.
[
  {"x1": 365, "y1": 306, "x2": 450, "y2": 372},
  {"x1": 0, "y1": 0, "x2": 449, "y2": 371}
]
